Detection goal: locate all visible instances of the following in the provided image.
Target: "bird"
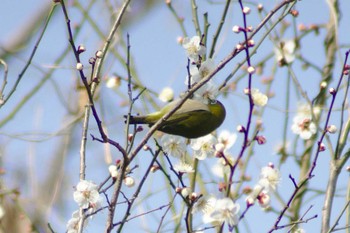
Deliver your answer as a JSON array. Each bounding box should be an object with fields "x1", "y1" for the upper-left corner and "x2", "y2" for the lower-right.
[{"x1": 126, "y1": 98, "x2": 226, "y2": 138}]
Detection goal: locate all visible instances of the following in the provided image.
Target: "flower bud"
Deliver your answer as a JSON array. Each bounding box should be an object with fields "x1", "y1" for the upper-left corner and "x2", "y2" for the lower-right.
[
  {"x1": 95, "y1": 50, "x2": 103, "y2": 58},
  {"x1": 320, "y1": 81, "x2": 327, "y2": 89},
  {"x1": 236, "y1": 43, "x2": 244, "y2": 50},
  {"x1": 237, "y1": 125, "x2": 245, "y2": 133},
  {"x1": 150, "y1": 165, "x2": 159, "y2": 173},
  {"x1": 319, "y1": 142, "x2": 326, "y2": 152},
  {"x1": 247, "y1": 39, "x2": 255, "y2": 47},
  {"x1": 124, "y1": 176, "x2": 135, "y2": 187},
  {"x1": 247, "y1": 66, "x2": 256, "y2": 74},
  {"x1": 181, "y1": 187, "x2": 191, "y2": 198},
  {"x1": 232, "y1": 25, "x2": 241, "y2": 33},
  {"x1": 327, "y1": 125, "x2": 337, "y2": 134},
  {"x1": 242, "y1": 7, "x2": 251, "y2": 14},
  {"x1": 77, "y1": 44, "x2": 86, "y2": 54},
  {"x1": 329, "y1": 88, "x2": 336, "y2": 95},
  {"x1": 143, "y1": 145, "x2": 150, "y2": 151},
  {"x1": 76, "y1": 63, "x2": 84, "y2": 71},
  {"x1": 255, "y1": 135, "x2": 267, "y2": 145},
  {"x1": 290, "y1": 10, "x2": 299, "y2": 17}
]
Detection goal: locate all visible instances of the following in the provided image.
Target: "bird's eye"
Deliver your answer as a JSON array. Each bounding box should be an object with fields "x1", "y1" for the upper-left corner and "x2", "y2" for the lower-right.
[{"x1": 209, "y1": 99, "x2": 217, "y2": 104}]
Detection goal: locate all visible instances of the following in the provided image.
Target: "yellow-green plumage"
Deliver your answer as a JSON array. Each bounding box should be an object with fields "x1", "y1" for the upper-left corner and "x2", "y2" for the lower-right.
[{"x1": 128, "y1": 99, "x2": 226, "y2": 138}]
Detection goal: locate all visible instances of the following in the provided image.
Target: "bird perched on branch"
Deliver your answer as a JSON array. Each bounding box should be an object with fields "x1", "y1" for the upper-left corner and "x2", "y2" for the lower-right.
[{"x1": 126, "y1": 98, "x2": 226, "y2": 138}]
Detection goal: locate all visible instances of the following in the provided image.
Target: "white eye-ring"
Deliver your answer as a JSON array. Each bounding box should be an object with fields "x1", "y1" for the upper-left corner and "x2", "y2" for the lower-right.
[{"x1": 209, "y1": 99, "x2": 217, "y2": 104}]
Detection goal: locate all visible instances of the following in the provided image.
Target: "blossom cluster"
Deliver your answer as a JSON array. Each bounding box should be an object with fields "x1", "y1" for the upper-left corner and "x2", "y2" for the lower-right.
[
  {"x1": 67, "y1": 180, "x2": 103, "y2": 232},
  {"x1": 161, "y1": 130, "x2": 240, "y2": 228},
  {"x1": 245, "y1": 163, "x2": 281, "y2": 209}
]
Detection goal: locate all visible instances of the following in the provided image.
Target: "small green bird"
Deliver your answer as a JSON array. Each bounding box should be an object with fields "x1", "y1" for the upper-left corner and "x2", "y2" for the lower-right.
[{"x1": 127, "y1": 99, "x2": 226, "y2": 138}]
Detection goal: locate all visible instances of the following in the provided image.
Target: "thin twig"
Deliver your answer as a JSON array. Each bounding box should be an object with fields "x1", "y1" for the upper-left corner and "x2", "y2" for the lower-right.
[{"x1": 0, "y1": 4, "x2": 57, "y2": 108}]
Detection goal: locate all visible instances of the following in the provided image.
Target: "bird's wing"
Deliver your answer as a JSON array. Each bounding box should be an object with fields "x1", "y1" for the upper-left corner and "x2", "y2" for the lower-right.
[
  {"x1": 162, "y1": 109, "x2": 210, "y2": 127},
  {"x1": 166, "y1": 99, "x2": 209, "y2": 115}
]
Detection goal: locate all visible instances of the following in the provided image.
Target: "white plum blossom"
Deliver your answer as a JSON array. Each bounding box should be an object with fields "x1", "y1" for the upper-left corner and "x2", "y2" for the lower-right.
[
  {"x1": 161, "y1": 135, "x2": 187, "y2": 158},
  {"x1": 274, "y1": 40, "x2": 296, "y2": 64},
  {"x1": 218, "y1": 130, "x2": 237, "y2": 151},
  {"x1": 291, "y1": 117, "x2": 317, "y2": 140},
  {"x1": 182, "y1": 36, "x2": 206, "y2": 62},
  {"x1": 205, "y1": 198, "x2": 240, "y2": 227},
  {"x1": 251, "y1": 88, "x2": 268, "y2": 106},
  {"x1": 66, "y1": 210, "x2": 81, "y2": 233},
  {"x1": 66, "y1": 210, "x2": 90, "y2": 233},
  {"x1": 174, "y1": 161, "x2": 195, "y2": 173},
  {"x1": 73, "y1": 180, "x2": 102, "y2": 209},
  {"x1": 246, "y1": 184, "x2": 264, "y2": 205},
  {"x1": 188, "y1": 59, "x2": 216, "y2": 84},
  {"x1": 291, "y1": 103, "x2": 319, "y2": 140},
  {"x1": 108, "y1": 164, "x2": 118, "y2": 178},
  {"x1": 258, "y1": 165, "x2": 281, "y2": 192},
  {"x1": 193, "y1": 81, "x2": 219, "y2": 104},
  {"x1": 159, "y1": 87, "x2": 174, "y2": 102},
  {"x1": 180, "y1": 187, "x2": 191, "y2": 198},
  {"x1": 192, "y1": 195, "x2": 216, "y2": 214},
  {"x1": 191, "y1": 134, "x2": 217, "y2": 160}
]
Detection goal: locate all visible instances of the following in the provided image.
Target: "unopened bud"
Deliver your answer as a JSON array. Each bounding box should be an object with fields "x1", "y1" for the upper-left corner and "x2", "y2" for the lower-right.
[
  {"x1": 218, "y1": 182, "x2": 227, "y2": 192},
  {"x1": 143, "y1": 145, "x2": 150, "y2": 151},
  {"x1": 320, "y1": 81, "x2": 327, "y2": 89},
  {"x1": 257, "y1": 192, "x2": 270, "y2": 208},
  {"x1": 290, "y1": 10, "x2": 299, "y2": 17},
  {"x1": 77, "y1": 44, "x2": 86, "y2": 54},
  {"x1": 95, "y1": 50, "x2": 103, "y2": 58},
  {"x1": 150, "y1": 165, "x2": 159, "y2": 173},
  {"x1": 124, "y1": 176, "x2": 135, "y2": 187},
  {"x1": 327, "y1": 125, "x2": 337, "y2": 134},
  {"x1": 190, "y1": 192, "x2": 198, "y2": 201},
  {"x1": 246, "y1": 197, "x2": 255, "y2": 206},
  {"x1": 329, "y1": 88, "x2": 336, "y2": 95},
  {"x1": 247, "y1": 66, "x2": 256, "y2": 74},
  {"x1": 319, "y1": 142, "x2": 326, "y2": 152},
  {"x1": 181, "y1": 187, "x2": 191, "y2": 198},
  {"x1": 89, "y1": 57, "x2": 96, "y2": 65},
  {"x1": 232, "y1": 25, "x2": 241, "y2": 33},
  {"x1": 236, "y1": 43, "x2": 244, "y2": 50},
  {"x1": 298, "y1": 23, "x2": 307, "y2": 31},
  {"x1": 242, "y1": 6, "x2": 251, "y2": 14},
  {"x1": 257, "y1": 4, "x2": 263, "y2": 12},
  {"x1": 128, "y1": 134, "x2": 134, "y2": 142},
  {"x1": 108, "y1": 165, "x2": 118, "y2": 178},
  {"x1": 237, "y1": 125, "x2": 245, "y2": 133},
  {"x1": 76, "y1": 63, "x2": 84, "y2": 71},
  {"x1": 246, "y1": 26, "x2": 253, "y2": 32},
  {"x1": 255, "y1": 135, "x2": 266, "y2": 145},
  {"x1": 247, "y1": 39, "x2": 255, "y2": 47},
  {"x1": 177, "y1": 36, "x2": 184, "y2": 44}
]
